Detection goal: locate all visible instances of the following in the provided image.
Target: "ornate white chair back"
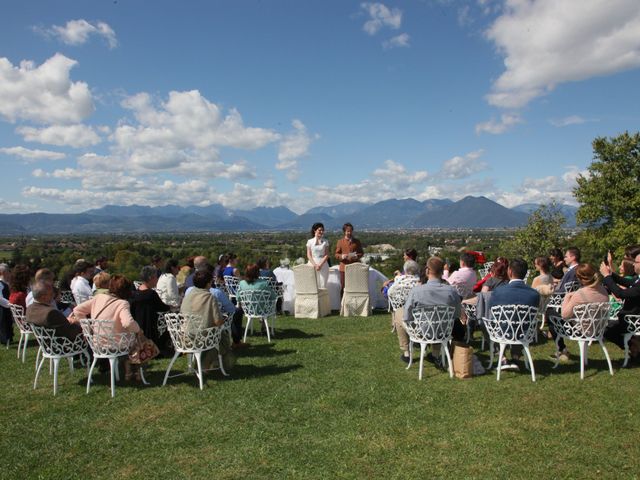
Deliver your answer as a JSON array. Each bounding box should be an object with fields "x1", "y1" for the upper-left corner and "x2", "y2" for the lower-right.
[
  {"x1": 484, "y1": 304, "x2": 538, "y2": 345},
  {"x1": 238, "y1": 289, "x2": 276, "y2": 318},
  {"x1": 80, "y1": 318, "x2": 136, "y2": 357},
  {"x1": 403, "y1": 305, "x2": 455, "y2": 343}
]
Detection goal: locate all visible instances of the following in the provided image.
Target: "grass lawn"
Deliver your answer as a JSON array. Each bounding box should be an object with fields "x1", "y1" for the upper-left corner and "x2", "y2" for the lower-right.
[{"x1": 2, "y1": 311, "x2": 639, "y2": 479}]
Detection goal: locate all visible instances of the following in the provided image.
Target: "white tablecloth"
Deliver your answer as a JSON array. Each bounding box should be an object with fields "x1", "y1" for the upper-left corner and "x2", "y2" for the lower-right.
[{"x1": 273, "y1": 267, "x2": 295, "y2": 313}]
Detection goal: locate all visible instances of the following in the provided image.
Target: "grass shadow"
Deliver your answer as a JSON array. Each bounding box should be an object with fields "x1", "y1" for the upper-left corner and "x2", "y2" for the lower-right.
[{"x1": 240, "y1": 343, "x2": 297, "y2": 358}]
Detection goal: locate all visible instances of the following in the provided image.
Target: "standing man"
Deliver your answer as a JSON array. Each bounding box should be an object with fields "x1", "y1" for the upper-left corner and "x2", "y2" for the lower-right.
[{"x1": 334, "y1": 222, "x2": 364, "y2": 292}]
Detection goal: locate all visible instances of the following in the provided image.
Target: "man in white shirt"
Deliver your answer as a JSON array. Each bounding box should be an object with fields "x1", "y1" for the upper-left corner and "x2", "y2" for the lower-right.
[
  {"x1": 443, "y1": 252, "x2": 478, "y2": 300},
  {"x1": 70, "y1": 260, "x2": 94, "y2": 304}
]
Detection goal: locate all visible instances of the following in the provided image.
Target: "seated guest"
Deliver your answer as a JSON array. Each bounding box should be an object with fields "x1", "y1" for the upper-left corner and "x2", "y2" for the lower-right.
[
  {"x1": 481, "y1": 257, "x2": 509, "y2": 292},
  {"x1": 0, "y1": 264, "x2": 12, "y2": 345},
  {"x1": 93, "y1": 271, "x2": 111, "y2": 295},
  {"x1": 94, "y1": 256, "x2": 108, "y2": 274},
  {"x1": 180, "y1": 269, "x2": 232, "y2": 370},
  {"x1": 223, "y1": 253, "x2": 240, "y2": 278},
  {"x1": 26, "y1": 281, "x2": 82, "y2": 340},
  {"x1": 401, "y1": 257, "x2": 462, "y2": 366},
  {"x1": 549, "y1": 248, "x2": 567, "y2": 285},
  {"x1": 130, "y1": 266, "x2": 171, "y2": 355},
  {"x1": 618, "y1": 259, "x2": 636, "y2": 281},
  {"x1": 71, "y1": 275, "x2": 143, "y2": 381},
  {"x1": 560, "y1": 263, "x2": 608, "y2": 319},
  {"x1": 488, "y1": 258, "x2": 540, "y2": 369},
  {"x1": 443, "y1": 252, "x2": 477, "y2": 299},
  {"x1": 600, "y1": 250, "x2": 640, "y2": 360},
  {"x1": 70, "y1": 260, "x2": 94, "y2": 303},
  {"x1": 382, "y1": 249, "x2": 418, "y2": 297},
  {"x1": 532, "y1": 256, "x2": 554, "y2": 294},
  {"x1": 9, "y1": 264, "x2": 30, "y2": 310},
  {"x1": 257, "y1": 257, "x2": 277, "y2": 282},
  {"x1": 176, "y1": 256, "x2": 195, "y2": 291},
  {"x1": 238, "y1": 264, "x2": 276, "y2": 301},
  {"x1": 213, "y1": 254, "x2": 229, "y2": 286},
  {"x1": 157, "y1": 259, "x2": 181, "y2": 307},
  {"x1": 390, "y1": 260, "x2": 421, "y2": 358},
  {"x1": 26, "y1": 268, "x2": 56, "y2": 307},
  {"x1": 184, "y1": 256, "x2": 208, "y2": 289}
]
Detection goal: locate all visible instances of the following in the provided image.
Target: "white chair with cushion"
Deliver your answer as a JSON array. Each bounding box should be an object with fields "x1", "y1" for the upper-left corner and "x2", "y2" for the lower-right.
[
  {"x1": 31, "y1": 325, "x2": 89, "y2": 395},
  {"x1": 483, "y1": 304, "x2": 538, "y2": 382},
  {"x1": 162, "y1": 312, "x2": 228, "y2": 390},
  {"x1": 81, "y1": 319, "x2": 141, "y2": 397},
  {"x1": 622, "y1": 314, "x2": 640, "y2": 368},
  {"x1": 9, "y1": 304, "x2": 32, "y2": 363},
  {"x1": 402, "y1": 305, "x2": 455, "y2": 380},
  {"x1": 340, "y1": 263, "x2": 371, "y2": 317},
  {"x1": 293, "y1": 264, "x2": 330, "y2": 319},
  {"x1": 238, "y1": 289, "x2": 277, "y2": 343},
  {"x1": 548, "y1": 302, "x2": 613, "y2": 379}
]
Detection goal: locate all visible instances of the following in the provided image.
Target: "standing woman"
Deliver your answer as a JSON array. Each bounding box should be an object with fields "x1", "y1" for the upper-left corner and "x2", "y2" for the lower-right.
[{"x1": 307, "y1": 223, "x2": 330, "y2": 288}]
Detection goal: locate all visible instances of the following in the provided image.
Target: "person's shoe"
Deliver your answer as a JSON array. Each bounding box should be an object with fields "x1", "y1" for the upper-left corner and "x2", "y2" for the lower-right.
[
  {"x1": 549, "y1": 349, "x2": 569, "y2": 362},
  {"x1": 400, "y1": 353, "x2": 411, "y2": 364},
  {"x1": 232, "y1": 341, "x2": 250, "y2": 350},
  {"x1": 500, "y1": 357, "x2": 519, "y2": 370}
]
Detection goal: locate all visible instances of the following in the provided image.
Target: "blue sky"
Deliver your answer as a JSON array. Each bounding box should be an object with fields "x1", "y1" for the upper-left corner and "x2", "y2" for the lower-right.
[{"x1": 1, "y1": 0, "x2": 639, "y2": 214}]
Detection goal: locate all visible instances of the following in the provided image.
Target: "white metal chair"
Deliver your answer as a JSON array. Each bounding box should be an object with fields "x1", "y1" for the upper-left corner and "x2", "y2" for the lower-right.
[
  {"x1": 59, "y1": 290, "x2": 76, "y2": 305},
  {"x1": 259, "y1": 276, "x2": 284, "y2": 308},
  {"x1": 162, "y1": 312, "x2": 228, "y2": 390},
  {"x1": 238, "y1": 289, "x2": 277, "y2": 343},
  {"x1": 223, "y1": 276, "x2": 240, "y2": 302},
  {"x1": 402, "y1": 305, "x2": 455, "y2": 380},
  {"x1": 483, "y1": 304, "x2": 538, "y2": 382},
  {"x1": 548, "y1": 302, "x2": 613, "y2": 379},
  {"x1": 80, "y1": 319, "x2": 142, "y2": 397},
  {"x1": 388, "y1": 279, "x2": 419, "y2": 333},
  {"x1": 292, "y1": 264, "x2": 330, "y2": 319},
  {"x1": 9, "y1": 304, "x2": 32, "y2": 363},
  {"x1": 562, "y1": 280, "x2": 580, "y2": 293},
  {"x1": 31, "y1": 325, "x2": 89, "y2": 395},
  {"x1": 461, "y1": 302, "x2": 486, "y2": 350},
  {"x1": 340, "y1": 263, "x2": 371, "y2": 317},
  {"x1": 622, "y1": 314, "x2": 640, "y2": 368}
]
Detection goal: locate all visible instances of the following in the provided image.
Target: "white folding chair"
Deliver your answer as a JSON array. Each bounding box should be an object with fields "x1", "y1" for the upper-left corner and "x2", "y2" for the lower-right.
[
  {"x1": 402, "y1": 305, "x2": 455, "y2": 380},
  {"x1": 548, "y1": 302, "x2": 613, "y2": 379},
  {"x1": 31, "y1": 325, "x2": 89, "y2": 396},
  {"x1": 9, "y1": 304, "x2": 32, "y2": 363},
  {"x1": 162, "y1": 312, "x2": 228, "y2": 390},
  {"x1": 81, "y1": 319, "x2": 143, "y2": 397},
  {"x1": 483, "y1": 304, "x2": 538, "y2": 382},
  {"x1": 238, "y1": 289, "x2": 277, "y2": 343}
]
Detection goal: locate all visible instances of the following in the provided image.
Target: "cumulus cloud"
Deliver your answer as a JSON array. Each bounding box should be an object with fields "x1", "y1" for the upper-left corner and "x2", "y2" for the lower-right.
[
  {"x1": 0, "y1": 198, "x2": 37, "y2": 212},
  {"x1": 0, "y1": 146, "x2": 65, "y2": 161},
  {"x1": 361, "y1": 2, "x2": 402, "y2": 35},
  {"x1": 494, "y1": 166, "x2": 585, "y2": 207},
  {"x1": 485, "y1": 0, "x2": 640, "y2": 109},
  {"x1": 17, "y1": 124, "x2": 101, "y2": 147},
  {"x1": 439, "y1": 150, "x2": 488, "y2": 179},
  {"x1": 372, "y1": 159, "x2": 428, "y2": 189},
  {"x1": 383, "y1": 33, "x2": 410, "y2": 49},
  {"x1": 276, "y1": 119, "x2": 319, "y2": 181},
  {"x1": 548, "y1": 115, "x2": 589, "y2": 127},
  {"x1": 0, "y1": 54, "x2": 94, "y2": 124},
  {"x1": 37, "y1": 19, "x2": 118, "y2": 49},
  {"x1": 475, "y1": 113, "x2": 522, "y2": 134}
]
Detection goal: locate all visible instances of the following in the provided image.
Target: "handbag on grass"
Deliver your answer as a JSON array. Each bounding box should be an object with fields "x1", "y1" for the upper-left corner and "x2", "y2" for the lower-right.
[
  {"x1": 129, "y1": 335, "x2": 160, "y2": 364},
  {"x1": 452, "y1": 341, "x2": 473, "y2": 379}
]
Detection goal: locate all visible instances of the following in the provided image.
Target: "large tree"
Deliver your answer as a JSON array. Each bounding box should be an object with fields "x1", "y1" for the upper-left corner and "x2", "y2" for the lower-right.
[{"x1": 573, "y1": 131, "x2": 640, "y2": 255}]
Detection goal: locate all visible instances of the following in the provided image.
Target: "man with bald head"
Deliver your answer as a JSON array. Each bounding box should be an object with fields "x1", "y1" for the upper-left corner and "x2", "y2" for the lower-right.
[
  {"x1": 185, "y1": 256, "x2": 208, "y2": 289},
  {"x1": 26, "y1": 281, "x2": 82, "y2": 340}
]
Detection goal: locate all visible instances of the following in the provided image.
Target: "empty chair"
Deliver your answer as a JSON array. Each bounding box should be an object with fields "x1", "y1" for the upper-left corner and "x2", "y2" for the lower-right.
[
  {"x1": 548, "y1": 302, "x2": 613, "y2": 379},
  {"x1": 293, "y1": 264, "x2": 330, "y2": 319},
  {"x1": 340, "y1": 263, "x2": 371, "y2": 317},
  {"x1": 31, "y1": 324, "x2": 89, "y2": 395},
  {"x1": 483, "y1": 304, "x2": 538, "y2": 382},
  {"x1": 238, "y1": 289, "x2": 277, "y2": 343},
  {"x1": 81, "y1": 318, "x2": 140, "y2": 397},
  {"x1": 622, "y1": 314, "x2": 640, "y2": 368},
  {"x1": 162, "y1": 312, "x2": 228, "y2": 390},
  {"x1": 9, "y1": 304, "x2": 32, "y2": 363},
  {"x1": 402, "y1": 305, "x2": 455, "y2": 380}
]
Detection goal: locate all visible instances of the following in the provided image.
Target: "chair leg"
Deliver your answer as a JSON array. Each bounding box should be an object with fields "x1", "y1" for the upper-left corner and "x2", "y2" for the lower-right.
[
  {"x1": 34, "y1": 355, "x2": 46, "y2": 390},
  {"x1": 523, "y1": 345, "x2": 536, "y2": 382},
  {"x1": 17, "y1": 333, "x2": 23, "y2": 360},
  {"x1": 442, "y1": 341, "x2": 453, "y2": 379},
  {"x1": 35, "y1": 347, "x2": 41, "y2": 371},
  {"x1": 487, "y1": 340, "x2": 495, "y2": 369},
  {"x1": 264, "y1": 317, "x2": 271, "y2": 343},
  {"x1": 139, "y1": 367, "x2": 150, "y2": 385},
  {"x1": 86, "y1": 357, "x2": 98, "y2": 393},
  {"x1": 67, "y1": 356, "x2": 74, "y2": 374},
  {"x1": 243, "y1": 317, "x2": 252, "y2": 343},
  {"x1": 406, "y1": 341, "x2": 413, "y2": 370},
  {"x1": 623, "y1": 333, "x2": 632, "y2": 367},
  {"x1": 53, "y1": 358, "x2": 60, "y2": 396},
  {"x1": 114, "y1": 357, "x2": 120, "y2": 382},
  {"x1": 418, "y1": 343, "x2": 426, "y2": 380},
  {"x1": 578, "y1": 340, "x2": 586, "y2": 380},
  {"x1": 194, "y1": 351, "x2": 204, "y2": 390},
  {"x1": 599, "y1": 339, "x2": 614, "y2": 376},
  {"x1": 162, "y1": 351, "x2": 181, "y2": 386},
  {"x1": 552, "y1": 336, "x2": 563, "y2": 369},
  {"x1": 218, "y1": 353, "x2": 229, "y2": 376},
  {"x1": 109, "y1": 357, "x2": 117, "y2": 397},
  {"x1": 496, "y1": 343, "x2": 506, "y2": 381}
]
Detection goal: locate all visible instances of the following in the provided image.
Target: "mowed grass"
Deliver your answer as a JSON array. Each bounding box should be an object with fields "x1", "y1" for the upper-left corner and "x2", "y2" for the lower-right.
[{"x1": 2, "y1": 312, "x2": 640, "y2": 479}]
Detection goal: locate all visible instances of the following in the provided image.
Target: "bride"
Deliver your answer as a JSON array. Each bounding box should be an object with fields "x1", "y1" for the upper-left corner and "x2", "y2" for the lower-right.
[{"x1": 306, "y1": 222, "x2": 329, "y2": 288}]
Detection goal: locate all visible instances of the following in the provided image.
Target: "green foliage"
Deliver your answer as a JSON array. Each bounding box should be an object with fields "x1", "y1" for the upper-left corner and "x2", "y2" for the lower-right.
[
  {"x1": 574, "y1": 131, "x2": 640, "y2": 255},
  {"x1": 500, "y1": 202, "x2": 566, "y2": 264}
]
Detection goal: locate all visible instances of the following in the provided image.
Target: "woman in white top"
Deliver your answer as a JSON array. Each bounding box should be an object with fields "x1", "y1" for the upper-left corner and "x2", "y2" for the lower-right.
[
  {"x1": 156, "y1": 259, "x2": 181, "y2": 308},
  {"x1": 306, "y1": 222, "x2": 330, "y2": 288}
]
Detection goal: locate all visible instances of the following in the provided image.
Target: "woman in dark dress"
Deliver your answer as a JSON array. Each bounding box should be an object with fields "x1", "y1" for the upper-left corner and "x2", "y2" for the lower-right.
[{"x1": 129, "y1": 265, "x2": 172, "y2": 355}]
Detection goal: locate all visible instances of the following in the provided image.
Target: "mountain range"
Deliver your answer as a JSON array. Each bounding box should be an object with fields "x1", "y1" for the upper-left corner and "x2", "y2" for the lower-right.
[{"x1": 0, "y1": 197, "x2": 578, "y2": 234}]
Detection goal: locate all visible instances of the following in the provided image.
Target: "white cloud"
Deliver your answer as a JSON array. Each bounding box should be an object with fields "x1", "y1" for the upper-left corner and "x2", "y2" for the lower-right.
[
  {"x1": 0, "y1": 146, "x2": 65, "y2": 161},
  {"x1": 32, "y1": 167, "x2": 84, "y2": 179},
  {"x1": 372, "y1": 159, "x2": 428, "y2": 189},
  {"x1": 475, "y1": 113, "x2": 522, "y2": 134},
  {"x1": 0, "y1": 54, "x2": 94, "y2": 124},
  {"x1": 38, "y1": 19, "x2": 118, "y2": 49},
  {"x1": 17, "y1": 124, "x2": 101, "y2": 147},
  {"x1": 549, "y1": 115, "x2": 589, "y2": 127},
  {"x1": 383, "y1": 33, "x2": 410, "y2": 50},
  {"x1": 361, "y1": 3, "x2": 402, "y2": 35},
  {"x1": 218, "y1": 181, "x2": 292, "y2": 210},
  {"x1": 439, "y1": 150, "x2": 488, "y2": 179},
  {"x1": 485, "y1": 0, "x2": 640, "y2": 109},
  {"x1": 494, "y1": 166, "x2": 585, "y2": 207},
  {"x1": 0, "y1": 198, "x2": 37, "y2": 212},
  {"x1": 277, "y1": 119, "x2": 319, "y2": 181}
]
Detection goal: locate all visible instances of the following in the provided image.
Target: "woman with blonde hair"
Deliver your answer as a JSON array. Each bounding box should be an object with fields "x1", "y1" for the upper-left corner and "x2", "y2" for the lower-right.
[{"x1": 560, "y1": 263, "x2": 609, "y2": 319}]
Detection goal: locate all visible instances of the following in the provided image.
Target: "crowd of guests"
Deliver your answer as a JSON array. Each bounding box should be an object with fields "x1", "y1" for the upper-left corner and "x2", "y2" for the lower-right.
[
  {"x1": 390, "y1": 244, "x2": 640, "y2": 370},
  {"x1": 0, "y1": 251, "x2": 285, "y2": 383}
]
